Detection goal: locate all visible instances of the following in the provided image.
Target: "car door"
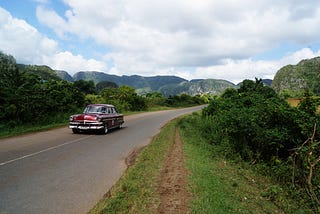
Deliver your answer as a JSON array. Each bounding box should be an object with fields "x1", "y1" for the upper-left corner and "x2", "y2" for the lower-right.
[{"x1": 111, "y1": 107, "x2": 120, "y2": 127}]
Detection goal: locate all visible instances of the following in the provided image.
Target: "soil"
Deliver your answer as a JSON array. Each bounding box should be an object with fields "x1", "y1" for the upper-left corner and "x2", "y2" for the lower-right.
[
  {"x1": 124, "y1": 128, "x2": 191, "y2": 213},
  {"x1": 125, "y1": 146, "x2": 146, "y2": 167},
  {"x1": 156, "y1": 128, "x2": 191, "y2": 213}
]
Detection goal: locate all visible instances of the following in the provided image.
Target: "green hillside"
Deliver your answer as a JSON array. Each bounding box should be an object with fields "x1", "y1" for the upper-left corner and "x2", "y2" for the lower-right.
[
  {"x1": 18, "y1": 64, "x2": 61, "y2": 81},
  {"x1": 159, "y1": 79, "x2": 236, "y2": 96},
  {"x1": 272, "y1": 57, "x2": 320, "y2": 97},
  {"x1": 55, "y1": 70, "x2": 73, "y2": 82}
]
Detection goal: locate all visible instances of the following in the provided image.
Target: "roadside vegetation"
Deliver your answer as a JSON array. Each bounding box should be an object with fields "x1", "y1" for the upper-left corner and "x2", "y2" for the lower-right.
[
  {"x1": 0, "y1": 52, "x2": 209, "y2": 138},
  {"x1": 2, "y1": 52, "x2": 319, "y2": 212},
  {"x1": 180, "y1": 113, "x2": 301, "y2": 213},
  {"x1": 180, "y1": 112, "x2": 319, "y2": 213},
  {"x1": 90, "y1": 112, "x2": 317, "y2": 213},
  {"x1": 90, "y1": 79, "x2": 319, "y2": 213},
  {"x1": 90, "y1": 119, "x2": 179, "y2": 214},
  {"x1": 199, "y1": 79, "x2": 319, "y2": 213}
]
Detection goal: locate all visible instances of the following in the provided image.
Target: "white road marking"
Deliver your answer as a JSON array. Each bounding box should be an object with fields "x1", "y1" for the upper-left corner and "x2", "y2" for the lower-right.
[{"x1": 0, "y1": 135, "x2": 92, "y2": 166}]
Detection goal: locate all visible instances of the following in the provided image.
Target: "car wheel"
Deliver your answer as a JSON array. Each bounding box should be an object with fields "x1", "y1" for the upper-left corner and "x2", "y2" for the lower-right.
[
  {"x1": 72, "y1": 128, "x2": 79, "y2": 134},
  {"x1": 100, "y1": 125, "x2": 108, "y2": 135}
]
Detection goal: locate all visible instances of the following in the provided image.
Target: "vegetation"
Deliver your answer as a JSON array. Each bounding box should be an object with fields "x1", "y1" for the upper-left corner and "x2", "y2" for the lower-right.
[
  {"x1": 17, "y1": 64, "x2": 61, "y2": 81},
  {"x1": 95, "y1": 80, "x2": 118, "y2": 93},
  {"x1": 159, "y1": 79, "x2": 236, "y2": 97},
  {"x1": 60, "y1": 70, "x2": 238, "y2": 96},
  {"x1": 90, "y1": 112, "x2": 311, "y2": 213},
  {"x1": 72, "y1": 71, "x2": 186, "y2": 90},
  {"x1": 0, "y1": 52, "x2": 85, "y2": 128},
  {"x1": 0, "y1": 52, "x2": 208, "y2": 137},
  {"x1": 3, "y1": 50, "x2": 319, "y2": 211},
  {"x1": 202, "y1": 79, "x2": 319, "y2": 212},
  {"x1": 89, "y1": 119, "x2": 179, "y2": 214},
  {"x1": 272, "y1": 56, "x2": 320, "y2": 97},
  {"x1": 179, "y1": 112, "x2": 304, "y2": 213}
]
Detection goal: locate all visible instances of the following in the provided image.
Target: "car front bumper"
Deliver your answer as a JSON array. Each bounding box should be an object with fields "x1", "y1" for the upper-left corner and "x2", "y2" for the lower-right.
[{"x1": 69, "y1": 122, "x2": 104, "y2": 130}]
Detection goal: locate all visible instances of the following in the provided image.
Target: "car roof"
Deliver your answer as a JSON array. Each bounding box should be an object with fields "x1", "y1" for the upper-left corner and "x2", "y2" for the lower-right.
[{"x1": 87, "y1": 104, "x2": 115, "y2": 107}]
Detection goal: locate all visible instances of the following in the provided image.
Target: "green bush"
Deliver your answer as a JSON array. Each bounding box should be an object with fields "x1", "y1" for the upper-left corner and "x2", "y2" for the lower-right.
[
  {"x1": 203, "y1": 79, "x2": 304, "y2": 163},
  {"x1": 202, "y1": 79, "x2": 320, "y2": 211}
]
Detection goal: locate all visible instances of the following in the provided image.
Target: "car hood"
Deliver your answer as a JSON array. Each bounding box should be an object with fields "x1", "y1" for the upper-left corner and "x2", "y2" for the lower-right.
[{"x1": 72, "y1": 113, "x2": 100, "y2": 121}]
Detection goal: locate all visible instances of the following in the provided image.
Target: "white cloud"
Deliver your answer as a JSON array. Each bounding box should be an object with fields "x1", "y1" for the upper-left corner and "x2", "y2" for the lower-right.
[
  {"x1": 279, "y1": 48, "x2": 320, "y2": 65},
  {"x1": 36, "y1": 6, "x2": 68, "y2": 38},
  {"x1": 36, "y1": 0, "x2": 320, "y2": 76},
  {"x1": 0, "y1": 7, "x2": 107, "y2": 75},
  {"x1": 107, "y1": 47, "x2": 317, "y2": 84},
  {"x1": 193, "y1": 48, "x2": 320, "y2": 84},
  {"x1": 0, "y1": 7, "x2": 57, "y2": 63},
  {"x1": 3, "y1": 1, "x2": 320, "y2": 82},
  {"x1": 42, "y1": 51, "x2": 107, "y2": 74}
]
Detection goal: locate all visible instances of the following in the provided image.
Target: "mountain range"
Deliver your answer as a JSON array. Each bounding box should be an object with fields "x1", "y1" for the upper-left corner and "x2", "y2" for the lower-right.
[
  {"x1": 7, "y1": 51, "x2": 320, "y2": 97},
  {"x1": 28, "y1": 55, "x2": 320, "y2": 98},
  {"x1": 55, "y1": 70, "x2": 240, "y2": 96}
]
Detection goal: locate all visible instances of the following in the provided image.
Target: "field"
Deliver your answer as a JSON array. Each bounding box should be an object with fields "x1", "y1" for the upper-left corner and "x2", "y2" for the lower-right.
[{"x1": 287, "y1": 98, "x2": 304, "y2": 107}]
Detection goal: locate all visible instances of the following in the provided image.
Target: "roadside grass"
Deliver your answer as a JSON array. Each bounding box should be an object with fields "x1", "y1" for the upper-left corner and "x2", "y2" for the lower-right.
[
  {"x1": 89, "y1": 119, "x2": 178, "y2": 214},
  {"x1": 90, "y1": 112, "x2": 308, "y2": 213},
  {"x1": 0, "y1": 122, "x2": 67, "y2": 138},
  {"x1": 179, "y1": 112, "x2": 309, "y2": 213},
  {"x1": 0, "y1": 113, "x2": 71, "y2": 138}
]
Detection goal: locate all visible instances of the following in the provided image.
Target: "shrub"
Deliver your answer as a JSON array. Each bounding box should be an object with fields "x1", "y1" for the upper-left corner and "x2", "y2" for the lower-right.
[{"x1": 202, "y1": 79, "x2": 320, "y2": 211}]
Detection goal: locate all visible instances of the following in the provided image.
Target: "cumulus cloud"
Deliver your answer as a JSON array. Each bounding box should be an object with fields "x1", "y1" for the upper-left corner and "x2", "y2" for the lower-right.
[
  {"x1": 0, "y1": 7, "x2": 57, "y2": 63},
  {"x1": 3, "y1": 0, "x2": 320, "y2": 82},
  {"x1": 194, "y1": 48, "x2": 320, "y2": 84},
  {"x1": 42, "y1": 51, "x2": 107, "y2": 74},
  {"x1": 0, "y1": 7, "x2": 107, "y2": 75},
  {"x1": 35, "y1": 0, "x2": 320, "y2": 79}
]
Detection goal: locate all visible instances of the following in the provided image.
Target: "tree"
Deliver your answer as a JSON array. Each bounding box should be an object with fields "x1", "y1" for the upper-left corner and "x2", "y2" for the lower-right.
[
  {"x1": 99, "y1": 86, "x2": 147, "y2": 112},
  {"x1": 203, "y1": 79, "x2": 304, "y2": 162},
  {"x1": 0, "y1": 52, "x2": 86, "y2": 124},
  {"x1": 73, "y1": 80, "x2": 96, "y2": 95},
  {"x1": 95, "y1": 81, "x2": 118, "y2": 93},
  {"x1": 146, "y1": 92, "x2": 166, "y2": 107}
]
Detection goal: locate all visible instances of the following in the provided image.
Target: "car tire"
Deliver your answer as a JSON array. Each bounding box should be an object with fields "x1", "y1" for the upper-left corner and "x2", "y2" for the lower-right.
[
  {"x1": 72, "y1": 128, "x2": 80, "y2": 134},
  {"x1": 100, "y1": 125, "x2": 108, "y2": 135}
]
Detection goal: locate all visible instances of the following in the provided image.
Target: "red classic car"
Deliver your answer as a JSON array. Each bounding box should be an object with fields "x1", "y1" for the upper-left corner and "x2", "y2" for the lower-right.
[{"x1": 69, "y1": 104, "x2": 124, "y2": 134}]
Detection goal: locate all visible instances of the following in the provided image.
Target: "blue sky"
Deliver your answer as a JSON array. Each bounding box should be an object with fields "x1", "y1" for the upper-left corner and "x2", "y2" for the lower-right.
[{"x1": 1, "y1": 0, "x2": 320, "y2": 84}]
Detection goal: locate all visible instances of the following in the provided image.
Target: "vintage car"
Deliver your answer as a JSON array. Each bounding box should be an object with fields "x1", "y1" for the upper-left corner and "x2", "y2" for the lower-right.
[{"x1": 69, "y1": 104, "x2": 124, "y2": 134}]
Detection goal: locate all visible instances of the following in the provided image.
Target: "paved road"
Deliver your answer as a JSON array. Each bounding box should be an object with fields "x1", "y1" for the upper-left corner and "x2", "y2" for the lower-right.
[{"x1": 0, "y1": 106, "x2": 205, "y2": 214}]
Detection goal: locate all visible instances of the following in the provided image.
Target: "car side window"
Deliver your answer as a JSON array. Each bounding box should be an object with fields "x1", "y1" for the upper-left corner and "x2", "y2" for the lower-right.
[{"x1": 101, "y1": 107, "x2": 106, "y2": 113}]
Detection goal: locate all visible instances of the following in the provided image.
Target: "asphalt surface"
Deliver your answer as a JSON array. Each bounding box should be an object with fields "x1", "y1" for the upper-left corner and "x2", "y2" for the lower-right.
[{"x1": 0, "y1": 106, "x2": 205, "y2": 214}]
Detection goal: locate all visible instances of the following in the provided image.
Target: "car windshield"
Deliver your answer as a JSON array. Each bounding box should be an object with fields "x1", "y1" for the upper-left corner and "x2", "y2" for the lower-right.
[{"x1": 84, "y1": 106, "x2": 104, "y2": 114}]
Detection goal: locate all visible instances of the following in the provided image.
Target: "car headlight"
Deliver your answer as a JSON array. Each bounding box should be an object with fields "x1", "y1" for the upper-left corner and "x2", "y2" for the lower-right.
[
  {"x1": 69, "y1": 116, "x2": 74, "y2": 122},
  {"x1": 97, "y1": 117, "x2": 103, "y2": 122}
]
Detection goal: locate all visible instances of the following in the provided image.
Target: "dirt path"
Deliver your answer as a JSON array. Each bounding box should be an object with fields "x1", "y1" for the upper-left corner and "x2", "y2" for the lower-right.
[{"x1": 157, "y1": 128, "x2": 191, "y2": 213}]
